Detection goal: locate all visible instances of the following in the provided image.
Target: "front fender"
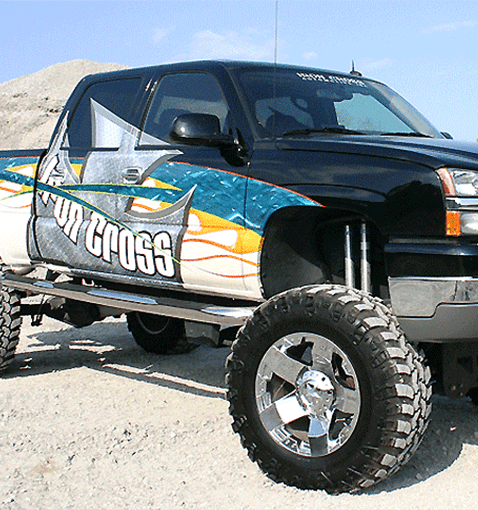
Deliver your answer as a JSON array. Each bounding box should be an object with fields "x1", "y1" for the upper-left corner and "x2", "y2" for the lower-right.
[{"x1": 285, "y1": 182, "x2": 444, "y2": 237}]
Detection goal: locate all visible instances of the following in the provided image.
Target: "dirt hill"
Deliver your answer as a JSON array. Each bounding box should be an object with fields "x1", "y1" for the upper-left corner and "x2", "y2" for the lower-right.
[{"x1": 0, "y1": 60, "x2": 128, "y2": 150}]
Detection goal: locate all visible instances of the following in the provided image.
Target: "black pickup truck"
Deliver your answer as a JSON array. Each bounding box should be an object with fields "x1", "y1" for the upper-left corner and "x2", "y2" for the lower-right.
[{"x1": 1, "y1": 60, "x2": 478, "y2": 493}]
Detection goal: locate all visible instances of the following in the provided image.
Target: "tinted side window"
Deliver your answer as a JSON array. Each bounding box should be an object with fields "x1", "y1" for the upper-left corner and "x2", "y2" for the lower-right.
[
  {"x1": 140, "y1": 73, "x2": 229, "y2": 144},
  {"x1": 66, "y1": 78, "x2": 142, "y2": 149}
]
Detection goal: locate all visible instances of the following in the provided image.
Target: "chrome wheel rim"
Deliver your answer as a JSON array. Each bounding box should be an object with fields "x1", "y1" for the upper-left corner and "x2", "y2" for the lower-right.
[{"x1": 255, "y1": 333, "x2": 361, "y2": 457}]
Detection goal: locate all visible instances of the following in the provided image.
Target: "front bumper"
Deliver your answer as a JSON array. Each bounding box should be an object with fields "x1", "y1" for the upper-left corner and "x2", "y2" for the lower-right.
[{"x1": 389, "y1": 276, "x2": 478, "y2": 343}]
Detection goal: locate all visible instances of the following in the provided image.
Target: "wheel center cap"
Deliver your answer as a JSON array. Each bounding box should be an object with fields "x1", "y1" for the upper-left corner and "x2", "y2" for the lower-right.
[{"x1": 296, "y1": 370, "x2": 335, "y2": 417}]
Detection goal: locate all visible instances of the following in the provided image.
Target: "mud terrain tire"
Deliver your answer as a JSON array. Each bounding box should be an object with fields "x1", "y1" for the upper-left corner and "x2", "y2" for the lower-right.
[
  {"x1": 226, "y1": 285, "x2": 431, "y2": 493},
  {"x1": 127, "y1": 312, "x2": 184, "y2": 354},
  {"x1": 0, "y1": 286, "x2": 22, "y2": 372}
]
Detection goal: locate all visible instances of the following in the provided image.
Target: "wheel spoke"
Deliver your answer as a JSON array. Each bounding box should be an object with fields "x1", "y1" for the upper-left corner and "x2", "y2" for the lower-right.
[
  {"x1": 335, "y1": 386, "x2": 361, "y2": 415},
  {"x1": 311, "y1": 339, "x2": 335, "y2": 373},
  {"x1": 308, "y1": 417, "x2": 331, "y2": 456},
  {"x1": 275, "y1": 393, "x2": 309, "y2": 424},
  {"x1": 263, "y1": 345, "x2": 308, "y2": 385},
  {"x1": 259, "y1": 392, "x2": 308, "y2": 431}
]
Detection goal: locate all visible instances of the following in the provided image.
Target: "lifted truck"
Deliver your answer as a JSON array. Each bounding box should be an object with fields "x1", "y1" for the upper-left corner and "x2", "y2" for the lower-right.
[{"x1": 1, "y1": 60, "x2": 478, "y2": 493}]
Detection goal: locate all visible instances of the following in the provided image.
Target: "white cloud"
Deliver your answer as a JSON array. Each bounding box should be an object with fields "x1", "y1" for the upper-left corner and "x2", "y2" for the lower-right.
[
  {"x1": 423, "y1": 20, "x2": 478, "y2": 34},
  {"x1": 152, "y1": 28, "x2": 170, "y2": 45},
  {"x1": 189, "y1": 29, "x2": 279, "y2": 61},
  {"x1": 302, "y1": 51, "x2": 318, "y2": 62}
]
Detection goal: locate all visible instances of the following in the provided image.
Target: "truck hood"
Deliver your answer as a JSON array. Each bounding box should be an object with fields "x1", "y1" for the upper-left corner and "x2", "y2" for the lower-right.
[{"x1": 277, "y1": 136, "x2": 478, "y2": 170}]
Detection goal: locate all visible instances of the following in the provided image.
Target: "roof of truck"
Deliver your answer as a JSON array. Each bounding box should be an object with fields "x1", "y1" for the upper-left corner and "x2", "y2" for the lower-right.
[{"x1": 78, "y1": 59, "x2": 365, "y2": 84}]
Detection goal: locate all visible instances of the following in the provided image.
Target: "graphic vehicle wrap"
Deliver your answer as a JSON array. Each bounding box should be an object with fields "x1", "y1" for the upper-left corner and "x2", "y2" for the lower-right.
[
  {"x1": 0, "y1": 154, "x2": 41, "y2": 268},
  {"x1": 0, "y1": 156, "x2": 38, "y2": 208},
  {"x1": 3, "y1": 102, "x2": 322, "y2": 299}
]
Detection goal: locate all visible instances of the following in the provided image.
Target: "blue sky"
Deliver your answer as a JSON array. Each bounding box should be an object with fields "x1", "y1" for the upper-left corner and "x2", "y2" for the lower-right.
[{"x1": 1, "y1": 0, "x2": 477, "y2": 141}]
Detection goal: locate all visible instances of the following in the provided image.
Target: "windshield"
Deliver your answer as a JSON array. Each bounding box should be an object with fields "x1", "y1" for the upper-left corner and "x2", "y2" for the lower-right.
[{"x1": 234, "y1": 67, "x2": 442, "y2": 139}]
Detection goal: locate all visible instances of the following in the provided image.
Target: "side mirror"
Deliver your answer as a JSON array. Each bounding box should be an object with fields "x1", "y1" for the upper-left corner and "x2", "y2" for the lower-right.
[
  {"x1": 170, "y1": 113, "x2": 232, "y2": 147},
  {"x1": 441, "y1": 131, "x2": 453, "y2": 140}
]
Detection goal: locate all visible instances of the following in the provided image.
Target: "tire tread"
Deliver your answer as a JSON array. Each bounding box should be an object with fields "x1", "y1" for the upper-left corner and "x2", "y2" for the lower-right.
[{"x1": 0, "y1": 287, "x2": 22, "y2": 372}]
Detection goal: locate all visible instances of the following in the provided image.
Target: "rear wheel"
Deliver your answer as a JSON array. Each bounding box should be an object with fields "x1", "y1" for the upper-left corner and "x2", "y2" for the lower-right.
[
  {"x1": 226, "y1": 285, "x2": 431, "y2": 493},
  {"x1": 0, "y1": 287, "x2": 22, "y2": 372},
  {"x1": 127, "y1": 312, "x2": 184, "y2": 354}
]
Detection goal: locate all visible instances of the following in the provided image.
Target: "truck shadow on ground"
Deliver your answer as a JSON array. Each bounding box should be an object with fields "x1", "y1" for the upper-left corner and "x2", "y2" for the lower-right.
[
  {"x1": 5, "y1": 317, "x2": 478, "y2": 493},
  {"x1": 7, "y1": 317, "x2": 229, "y2": 398}
]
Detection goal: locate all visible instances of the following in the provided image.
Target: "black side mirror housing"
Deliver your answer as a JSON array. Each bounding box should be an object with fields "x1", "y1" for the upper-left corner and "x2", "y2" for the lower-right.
[{"x1": 170, "y1": 113, "x2": 233, "y2": 147}]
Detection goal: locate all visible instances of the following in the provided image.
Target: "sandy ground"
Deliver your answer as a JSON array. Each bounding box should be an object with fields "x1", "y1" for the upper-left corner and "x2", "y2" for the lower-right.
[{"x1": 0, "y1": 316, "x2": 477, "y2": 510}]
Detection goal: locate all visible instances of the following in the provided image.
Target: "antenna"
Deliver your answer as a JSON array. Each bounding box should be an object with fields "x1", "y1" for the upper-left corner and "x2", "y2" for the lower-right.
[
  {"x1": 274, "y1": 0, "x2": 279, "y2": 65},
  {"x1": 272, "y1": 0, "x2": 279, "y2": 138},
  {"x1": 350, "y1": 60, "x2": 362, "y2": 76}
]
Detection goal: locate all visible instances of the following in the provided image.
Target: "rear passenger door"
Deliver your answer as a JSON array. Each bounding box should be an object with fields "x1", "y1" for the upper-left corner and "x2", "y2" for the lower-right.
[{"x1": 33, "y1": 76, "x2": 150, "y2": 271}]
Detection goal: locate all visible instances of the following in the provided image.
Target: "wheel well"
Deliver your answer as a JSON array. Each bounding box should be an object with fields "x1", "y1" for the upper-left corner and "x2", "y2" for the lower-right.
[{"x1": 260, "y1": 206, "x2": 387, "y2": 299}]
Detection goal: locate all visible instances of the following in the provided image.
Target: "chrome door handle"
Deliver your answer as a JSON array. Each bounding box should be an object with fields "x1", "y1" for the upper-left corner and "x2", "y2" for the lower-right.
[{"x1": 122, "y1": 168, "x2": 141, "y2": 184}]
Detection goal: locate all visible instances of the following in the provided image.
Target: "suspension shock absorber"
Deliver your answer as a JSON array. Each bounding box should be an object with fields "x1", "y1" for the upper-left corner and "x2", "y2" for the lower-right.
[
  {"x1": 360, "y1": 221, "x2": 371, "y2": 293},
  {"x1": 344, "y1": 221, "x2": 371, "y2": 293},
  {"x1": 344, "y1": 224, "x2": 355, "y2": 288}
]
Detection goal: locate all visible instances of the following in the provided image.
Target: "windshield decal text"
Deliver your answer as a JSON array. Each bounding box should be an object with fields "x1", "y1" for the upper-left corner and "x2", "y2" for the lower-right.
[{"x1": 296, "y1": 72, "x2": 367, "y2": 87}]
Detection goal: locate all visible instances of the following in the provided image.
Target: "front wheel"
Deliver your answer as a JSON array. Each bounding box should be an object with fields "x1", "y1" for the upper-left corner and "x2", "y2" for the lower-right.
[
  {"x1": 127, "y1": 312, "x2": 184, "y2": 354},
  {"x1": 226, "y1": 285, "x2": 431, "y2": 493}
]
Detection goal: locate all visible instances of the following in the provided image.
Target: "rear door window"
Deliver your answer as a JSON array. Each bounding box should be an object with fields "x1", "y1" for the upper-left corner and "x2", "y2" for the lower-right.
[{"x1": 65, "y1": 78, "x2": 143, "y2": 149}]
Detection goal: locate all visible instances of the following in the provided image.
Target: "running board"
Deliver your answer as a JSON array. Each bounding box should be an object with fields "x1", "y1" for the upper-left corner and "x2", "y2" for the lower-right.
[{"x1": 0, "y1": 272, "x2": 256, "y2": 327}]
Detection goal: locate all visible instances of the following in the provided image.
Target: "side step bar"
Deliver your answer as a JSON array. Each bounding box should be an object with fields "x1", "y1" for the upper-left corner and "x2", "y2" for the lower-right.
[{"x1": 0, "y1": 272, "x2": 256, "y2": 327}]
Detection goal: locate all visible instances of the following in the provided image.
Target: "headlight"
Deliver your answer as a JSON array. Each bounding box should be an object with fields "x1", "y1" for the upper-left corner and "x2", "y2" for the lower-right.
[
  {"x1": 437, "y1": 168, "x2": 478, "y2": 197},
  {"x1": 436, "y1": 167, "x2": 478, "y2": 236},
  {"x1": 453, "y1": 170, "x2": 478, "y2": 196}
]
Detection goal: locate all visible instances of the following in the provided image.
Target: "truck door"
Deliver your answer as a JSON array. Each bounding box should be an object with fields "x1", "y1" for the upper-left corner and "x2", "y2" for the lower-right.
[
  {"x1": 128, "y1": 71, "x2": 259, "y2": 297},
  {"x1": 32, "y1": 76, "x2": 146, "y2": 273}
]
